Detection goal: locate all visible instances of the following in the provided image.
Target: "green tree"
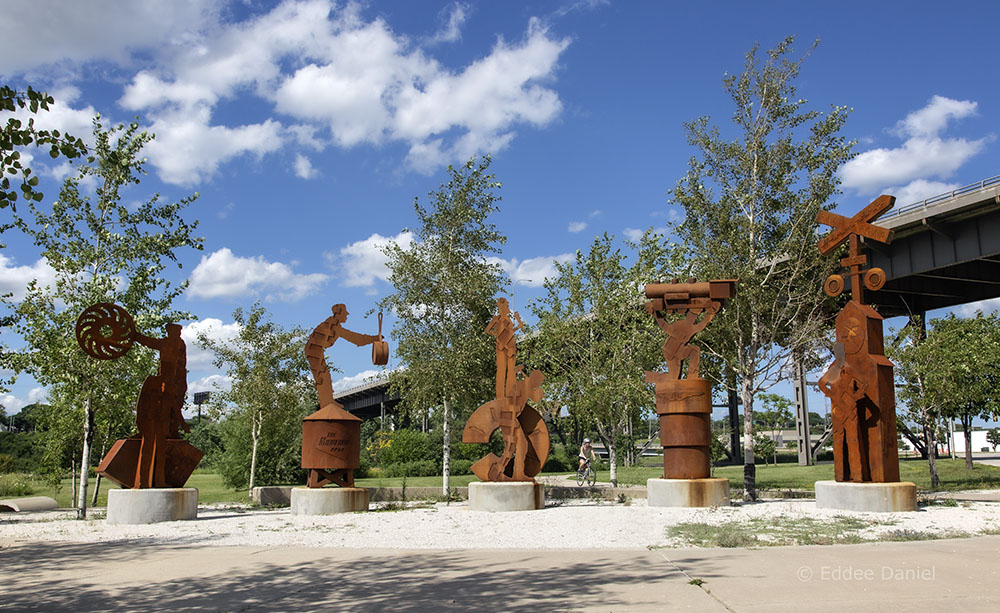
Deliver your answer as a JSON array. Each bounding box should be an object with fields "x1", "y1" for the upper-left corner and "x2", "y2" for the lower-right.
[
  {"x1": 894, "y1": 313, "x2": 1000, "y2": 470},
  {"x1": 528, "y1": 231, "x2": 682, "y2": 485},
  {"x1": 670, "y1": 37, "x2": 853, "y2": 499},
  {"x1": 198, "y1": 303, "x2": 310, "y2": 494},
  {"x1": 756, "y1": 393, "x2": 794, "y2": 464},
  {"x1": 987, "y1": 428, "x2": 1000, "y2": 453},
  {"x1": 7, "y1": 118, "x2": 202, "y2": 517},
  {"x1": 889, "y1": 316, "x2": 945, "y2": 488},
  {"x1": 1, "y1": 85, "x2": 88, "y2": 219},
  {"x1": 381, "y1": 156, "x2": 506, "y2": 495}
]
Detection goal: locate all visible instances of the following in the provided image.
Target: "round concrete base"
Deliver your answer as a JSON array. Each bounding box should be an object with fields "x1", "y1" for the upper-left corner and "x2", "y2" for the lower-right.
[
  {"x1": 647, "y1": 477, "x2": 730, "y2": 507},
  {"x1": 106, "y1": 488, "x2": 198, "y2": 525},
  {"x1": 815, "y1": 480, "x2": 917, "y2": 513},
  {"x1": 291, "y1": 487, "x2": 369, "y2": 515},
  {"x1": 468, "y1": 481, "x2": 544, "y2": 512}
]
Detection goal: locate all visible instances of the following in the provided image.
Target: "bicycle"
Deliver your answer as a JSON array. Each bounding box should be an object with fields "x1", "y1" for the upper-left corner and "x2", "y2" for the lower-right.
[{"x1": 576, "y1": 459, "x2": 596, "y2": 487}]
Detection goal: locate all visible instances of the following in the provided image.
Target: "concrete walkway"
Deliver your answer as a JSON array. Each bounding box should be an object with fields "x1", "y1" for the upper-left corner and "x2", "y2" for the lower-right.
[{"x1": 2, "y1": 536, "x2": 999, "y2": 611}]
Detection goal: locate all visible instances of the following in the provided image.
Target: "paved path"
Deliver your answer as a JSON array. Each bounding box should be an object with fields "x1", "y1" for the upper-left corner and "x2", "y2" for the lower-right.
[{"x1": 2, "y1": 536, "x2": 999, "y2": 611}]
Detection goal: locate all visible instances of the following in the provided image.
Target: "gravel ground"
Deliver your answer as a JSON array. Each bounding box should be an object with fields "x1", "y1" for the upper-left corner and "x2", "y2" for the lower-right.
[{"x1": 3, "y1": 496, "x2": 1000, "y2": 550}]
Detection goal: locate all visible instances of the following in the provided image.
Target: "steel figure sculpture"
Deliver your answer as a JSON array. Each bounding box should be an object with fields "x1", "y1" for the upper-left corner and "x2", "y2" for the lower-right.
[
  {"x1": 77, "y1": 303, "x2": 202, "y2": 489},
  {"x1": 817, "y1": 195, "x2": 901, "y2": 483},
  {"x1": 645, "y1": 279, "x2": 736, "y2": 479},
  {"x1": 463, "y1": 298, "x2": 549, "y2": 482},
  {"x1": 302, "y1": 304, "x2": 387, "y2": 488}
]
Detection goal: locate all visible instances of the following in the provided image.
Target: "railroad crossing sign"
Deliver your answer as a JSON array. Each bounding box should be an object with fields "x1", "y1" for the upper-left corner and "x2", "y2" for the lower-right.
[{"x1": 817, "y1": 195, "x2": 896, "y2": 305}]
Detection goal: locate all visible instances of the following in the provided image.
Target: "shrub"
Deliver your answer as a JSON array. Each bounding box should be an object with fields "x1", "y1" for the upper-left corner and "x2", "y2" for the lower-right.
[
  {"x1": 450, "y1": 459, "x2": 473, "y2": 476},
  {"x1": 0, "y1": 473, "x2": 34, "y2": 497},
  {"x1": 0, "y1": 453, "x2": 16, "y2": 474},
  {"x1": 543, "y1": 453, "x2": 573, "y2": 472},
  {"x1": 380, "y1": 429, "x2": 432, "y2": 466},
  {"x1": 382, "y1": 460, "x2": 437, "y2": 478}
]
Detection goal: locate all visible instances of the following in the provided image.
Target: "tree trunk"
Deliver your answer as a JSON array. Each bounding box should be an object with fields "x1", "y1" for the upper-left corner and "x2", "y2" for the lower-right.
[
  {"x1": 442, "y1": 397, "x2": 451, "y2": 496},
  {"x1": 91, "y1": 474, "x2": 102, "y2": 507},
  {"x1": 248, "y1": 414, "x2": 260, "y2": 498},
  {"x1": 962, "y1": 413, "x2": 974, "y2": 470},
  {"x1": 741, "y1": 375, "x2": 756, "y2": 501},
  {"x1": 77, "y1": 396, "x2": 95, "y2": 520},
  {"x1": 923, "y1": 410, "x2": 940, "y2": 489}
]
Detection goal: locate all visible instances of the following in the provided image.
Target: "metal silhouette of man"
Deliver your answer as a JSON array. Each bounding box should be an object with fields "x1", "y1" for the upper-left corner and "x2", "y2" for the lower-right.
[{"x1": 133, "y1": 323, "x2": 188, "y2": 488}]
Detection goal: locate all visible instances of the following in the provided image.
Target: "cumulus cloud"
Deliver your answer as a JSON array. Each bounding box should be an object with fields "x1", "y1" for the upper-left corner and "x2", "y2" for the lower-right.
[
  {"x1": 487, "y1": 253, "x2": 573, "y2": 287},
  {"x1": 188, "y1": 374, "x2": 233, "y2": 395},
  {"x1": 294, "y1": 153, "x2": 318, "y2": 179},
  {"x1": 332, "y1": 369, "x2": 384, "y2": 391},
  {"x1": 885, "y1": 179, "x2": 960, "y2": 207},
  {"x1": 841, "y1": 96, "x2": 987, "y2": 195},
  {"x1": 0, "y1": 388, "x2": 48, "y2": 413},
  {"x1": 181, "y1": 318, "x2": 242, "y2": 371},
  {"x1": 331, "y1": 231, "x2": 415, "y2": 287},
  {"x1": 0, "y1": 1, "x2": 222, "y2": 75},
  {"x1": 187, "y1": 248, "x2": 328, "y2": 301},
  {"x1": 568, "y1": 221, "x2": 586, "y2": 233},
  {"x1": 111, "y1": 0, "x2": 569, "y2": 182},
  {"x1": 0, "y1": 255, "x2": 58, "y2": 301}
]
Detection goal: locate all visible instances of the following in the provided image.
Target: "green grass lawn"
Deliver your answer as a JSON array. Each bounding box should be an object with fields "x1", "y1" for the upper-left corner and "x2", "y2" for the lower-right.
[
  {"x1": 10, "y1": 457, "x2": 999, "y2": 507},
  {"x1": 608, "y1": 457, "x2": 1000, "y2": 492}
]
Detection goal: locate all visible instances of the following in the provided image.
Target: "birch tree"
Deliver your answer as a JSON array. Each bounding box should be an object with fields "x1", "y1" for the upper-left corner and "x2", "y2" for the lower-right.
[
  {"x1": 528, "y1": 232, "x2": 682, "y2": 485},
  {"x1": 381, "y1": 156, "x2": 506, "y2": 495},
  {"x1": 8, "y1": 119, "x2": 202, "y2": 517},
  {"x1": 198, "y1": 303, "x2": 310, "y2": 494},
  {"x1": 671, "y1": 37, "x2": 853, "y2": 499}
]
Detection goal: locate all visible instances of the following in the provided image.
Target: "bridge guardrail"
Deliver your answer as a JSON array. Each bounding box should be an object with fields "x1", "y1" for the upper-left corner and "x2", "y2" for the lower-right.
[{"x1": 880, "y1": 174, "x2": 1000, "y2": 221}]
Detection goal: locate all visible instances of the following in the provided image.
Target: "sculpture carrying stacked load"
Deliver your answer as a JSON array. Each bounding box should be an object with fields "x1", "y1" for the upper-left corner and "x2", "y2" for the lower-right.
[{"x1": 76, "y1": 303, "x2": 202, "y2": 489}]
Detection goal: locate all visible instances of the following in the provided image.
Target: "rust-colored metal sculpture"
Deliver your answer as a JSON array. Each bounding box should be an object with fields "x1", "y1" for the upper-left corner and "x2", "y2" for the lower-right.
[
  {"x1": 463, "y1": 298, "x2": 549, "y2": 481},
  {"x1": 77, "y1": 303, "x2": 203, "y2": 489},
  {"x1": 817, "y1": 195, "x2": 901, "y2": 483},
  {"x1": 303, "y1": 304, "x2": 385, "y2": 488},
  {"x1": 645, "y1": 280, "x2": 736, "y2": 479}
]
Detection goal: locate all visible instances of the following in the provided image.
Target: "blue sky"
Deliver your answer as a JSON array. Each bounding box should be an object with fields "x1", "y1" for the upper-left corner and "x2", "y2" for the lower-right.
[{"x1": 2, "y1": 0, "x2": 998, "y2": 425}]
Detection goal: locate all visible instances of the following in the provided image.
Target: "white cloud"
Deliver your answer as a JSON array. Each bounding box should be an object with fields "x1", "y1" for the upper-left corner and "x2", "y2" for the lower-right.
[
  {"x1": 332, "y1": 369, "x2": 382, "y2": 391},
  {"x1": 331, "y1": 231, "x2": 415, "y2": 287},
  {"x1": 894, "y1": 95, "x2": 978, "y2": 138},
  {"x1": 488, "y1": 253, "x2": 573, "y2": 287},
  {"x1": 142, "y1": 109, "x2": 284, "y2": 185},
  {"x1": 955, "y1": 297, "x2": 1000, "y2": 318},
  {"x1": 8, "y1": 1, "x2": 571, "y2": 183},
  {"x1": 886, "y1": 179, "x2": 960, "y2": 207},
  {"x1": 0, "y1": 1, "x2": 222, "y2": 75},
  {"x1": 0, "y1": 255, "x2": 58, "y2": 301},
  {"x1": 181, "y1": 318, "x2": 242, "y2": 371},
  {"x1": 293, "y1": 153, "x2": 318, "y2": 179},
  {"x1": 188, "y1": 374, "x2": 232, "y2": 395},
  {"x1": 568, "y1": 221, "x2": 586, "y2": 233},
  {"x1": 623, "y1": 226, "x2": 667, "y2": 242},
  {"x1": 187, "y1": 248, "x2": 328, "y2": 301},
  {"x1": 427, "y1": 3, "x2": 469, "y2": 44},
  {"x1": 1, "y1": 388, "x2": 47, "y2": 413},
  {"x1": 841, "y1": 96, "x2": 987, "y2": 194}
]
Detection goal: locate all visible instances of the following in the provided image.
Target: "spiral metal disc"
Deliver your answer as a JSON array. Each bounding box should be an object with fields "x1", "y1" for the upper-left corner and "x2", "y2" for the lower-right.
[{"x1": 76, "y1": 303, "x2": 135, "y2": 360}]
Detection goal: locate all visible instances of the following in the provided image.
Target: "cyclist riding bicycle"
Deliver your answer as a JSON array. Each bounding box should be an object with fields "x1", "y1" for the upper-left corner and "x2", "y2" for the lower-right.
[{"x1": 578, "y1": 438, "x2": 597, "y2": 471}]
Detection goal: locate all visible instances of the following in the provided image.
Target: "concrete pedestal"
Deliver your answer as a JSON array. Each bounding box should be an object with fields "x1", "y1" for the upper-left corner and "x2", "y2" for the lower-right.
[
  {"x1": 815, "y1": 480, "x2": 917, "y2": 513},
  {"x1": 468, "y1": 481, "x2": 544, "y2": 511},
  {"x1": 106, "y1": 488, "x2": 198, "y2": 524},
  {"x1": 647, "y1": 478, "x2": 730, "y2": 507},
  {"x1": 291, "y1": 487, "x2": 369, "y2": 515}
]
